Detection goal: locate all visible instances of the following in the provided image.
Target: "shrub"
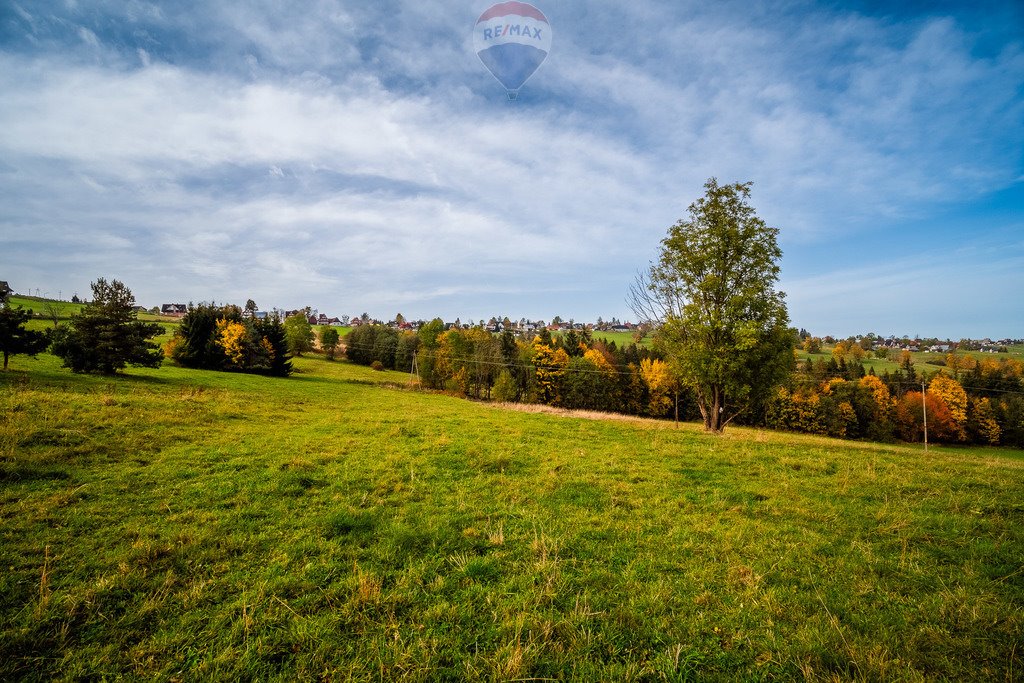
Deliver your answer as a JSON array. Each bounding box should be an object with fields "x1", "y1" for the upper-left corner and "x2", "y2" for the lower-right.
[
  {"x1": 371, "y1": 360, "x2": 384, "y2": 372},
  {"x1": 492, "y1": 369, "x2": 518, "y2": 402}
]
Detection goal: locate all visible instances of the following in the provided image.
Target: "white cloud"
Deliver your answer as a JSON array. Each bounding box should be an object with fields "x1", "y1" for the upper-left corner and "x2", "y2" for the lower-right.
[{"x1": 0, "y1": 1, "x2": 1021, "y2": 332}]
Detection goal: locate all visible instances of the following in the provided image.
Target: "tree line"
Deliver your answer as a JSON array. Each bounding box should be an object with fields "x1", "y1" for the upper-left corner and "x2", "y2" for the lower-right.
[
  {"x1": 343, "y1": 322, "x2": 684, "y2": 417},
  {"x1": 166, "y1": 303, "x2": 293, "y2": 376},
  {"x1": 766, "y1": 352, "x2": 1024, "y2": 447}
]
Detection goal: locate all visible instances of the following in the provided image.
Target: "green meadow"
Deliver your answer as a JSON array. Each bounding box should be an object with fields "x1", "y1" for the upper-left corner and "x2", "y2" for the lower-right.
[
  {"x1": 8, "y1": 295, "x2": 181, "y2": 326},
  {"x1": 2, "y1": 353, "x2": 1023, "y2": 681}
]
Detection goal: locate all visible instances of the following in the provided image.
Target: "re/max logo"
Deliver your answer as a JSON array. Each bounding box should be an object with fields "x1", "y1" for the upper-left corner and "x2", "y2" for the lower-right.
[{"x1": 482, "y1": 24, "x2": 544, "y2": 41}]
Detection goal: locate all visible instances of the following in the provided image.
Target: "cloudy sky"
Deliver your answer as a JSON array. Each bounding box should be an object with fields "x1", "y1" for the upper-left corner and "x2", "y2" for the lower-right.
[{"x1": 1, "y1": 1, "x2": 1022, "y2": 338}]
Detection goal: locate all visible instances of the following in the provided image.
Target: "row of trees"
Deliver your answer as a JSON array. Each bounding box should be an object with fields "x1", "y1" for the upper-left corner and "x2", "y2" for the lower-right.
[
  {"x1": 345, "y1": 179, "x2": 794, "y2": 435},
  {"x1": 0, "y1": 279, "x2": 306, "y2": 378},
  {"x1": 767, "y1": 355, "x2": 1024, "y2": 447},
  {"x1": 1, "y1": 279, "x2": 167, "y2": 375},
  {"x1": 167, "y1": 304, "x2": 293, "y2": 376},
  {"x1": 344, "y1": 323, "x2": 683, "y2": 418}
]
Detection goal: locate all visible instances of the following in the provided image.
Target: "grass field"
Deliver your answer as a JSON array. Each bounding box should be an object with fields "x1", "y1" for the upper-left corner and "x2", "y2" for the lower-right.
[
  {"x1": 2, "y1": 353, "x2": 1023, "y2": 681},
  {"x1": 589, "y1": 330, "x2": 650, "y2": 348},
  {"x1": 7, "y1": 295, "x2": 183, "y2": 325}
]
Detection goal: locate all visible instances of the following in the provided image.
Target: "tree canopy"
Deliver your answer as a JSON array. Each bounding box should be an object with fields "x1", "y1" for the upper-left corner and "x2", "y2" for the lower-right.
[
  {"x1": 170, "y1": 303, "x2": 291, "y2": 376},
  {"x1": 284, "y1": 313, "x2": 314, "y2": 357},
  {"x1": 630, "y1": 178, "x2": 792, "y2": 432},
  {"x1": 50, "y1": 278, "x2": 163, "y2": 375},
  {"x1": 0, "y1": 305, "x2": 49, "y2": 370}
]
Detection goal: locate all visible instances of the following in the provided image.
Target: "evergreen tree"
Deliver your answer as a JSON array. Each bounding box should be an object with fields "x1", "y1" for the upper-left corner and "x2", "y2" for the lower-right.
[
  {"x1": 0, "y1": 306, "x2": 49, "y2": 370},
  {"x1": 254, "y1": 315, "x2": 292, "y2": 377},
  {"x1": 50, "y1": 278, "x2": 162, "y2": 375},
  {"x1": 174, "y1": 304, "x2": 231, "y2": 369}
]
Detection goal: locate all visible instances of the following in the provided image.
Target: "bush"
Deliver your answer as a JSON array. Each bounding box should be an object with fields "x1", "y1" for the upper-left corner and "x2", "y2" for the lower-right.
[
  {"x1": 371, "y1": 360, "x2": 384, "y2": 372},
  {"x1": 492, "y1": 369, "x2": 518, "y2": 402}
]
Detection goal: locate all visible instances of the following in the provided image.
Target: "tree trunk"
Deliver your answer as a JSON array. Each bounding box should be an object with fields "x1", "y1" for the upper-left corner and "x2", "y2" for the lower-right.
[
  {"x1": 3, "y1": 351, "x2": 8, "y2": 370},
  {"x1": 704, "y1": 386, "x2": 725, "y2": 432}
]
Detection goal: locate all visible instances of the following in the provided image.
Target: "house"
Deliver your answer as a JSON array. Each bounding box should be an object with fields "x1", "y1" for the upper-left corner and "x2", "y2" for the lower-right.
[
  {"x1": 161, "y1": 303, "x2": 187, "y2": 317},
  {"x1": 0, "y1": 281, "x2": 11, "y2": 303}
]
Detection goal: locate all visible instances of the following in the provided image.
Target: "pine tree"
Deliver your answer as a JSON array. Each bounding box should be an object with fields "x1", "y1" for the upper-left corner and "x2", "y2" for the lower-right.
[
  {"x1": 0, "y1": 306, "x2": 49, "y2": 370},
  {"x1": 50, "y1": 278, "x2": 162, "y2": 375}
]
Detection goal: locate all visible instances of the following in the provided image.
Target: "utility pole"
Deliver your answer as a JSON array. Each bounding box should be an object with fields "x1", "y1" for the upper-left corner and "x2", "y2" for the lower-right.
[{"x1": 921, "y1": 381, "x2": 928, "y2": 453}]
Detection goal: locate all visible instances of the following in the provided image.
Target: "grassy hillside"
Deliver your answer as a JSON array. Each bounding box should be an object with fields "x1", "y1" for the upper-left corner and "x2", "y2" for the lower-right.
[
  {"x1": 7, "y1": 295, "x2": 183, "y2": 325},
  {"x1": 2, "y1": 353, "x2": 1022, "y2": 681},
  {"x1": 6, "y1": 295, "x2": 84, "y2": 319}
]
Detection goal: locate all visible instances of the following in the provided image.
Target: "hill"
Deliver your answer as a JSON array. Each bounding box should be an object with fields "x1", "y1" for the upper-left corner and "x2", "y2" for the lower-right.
[
  {"x1": 2, "y1": 353, "x2": 1022, "y2": 680},
  {"x1": 6, "y1": 294, "x2": 184, "y2": 325}
]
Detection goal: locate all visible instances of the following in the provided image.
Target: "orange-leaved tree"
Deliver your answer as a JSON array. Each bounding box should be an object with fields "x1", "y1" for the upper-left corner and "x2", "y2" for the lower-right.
[
  {"x1": 896, "y1": 391, "x2": 956, "y2": 443},
  {"x1": 927, "y1": 374, "x2": 967, "y2": 442}
]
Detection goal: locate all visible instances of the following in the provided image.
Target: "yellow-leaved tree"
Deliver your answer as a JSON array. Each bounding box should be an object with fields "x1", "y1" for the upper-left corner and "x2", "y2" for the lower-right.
[
  {"x1": 968, "y1": 397, "x2": 1001, "y2": 446},
  {"x1": 927, "y1": 374, "x2": 968, "y2": 442},
  {"x1": 639, "y1": 357, "x2": 675, "y2": 417},
  {"x1": 532, "y1": 338, "x2": 569, "y2": 405},
  {"x1": 216, "y1": 319, "x2": 248, "y2": 368},
  {"x1": 859, "y1": 374, "x2": 895, "y2": 424}
]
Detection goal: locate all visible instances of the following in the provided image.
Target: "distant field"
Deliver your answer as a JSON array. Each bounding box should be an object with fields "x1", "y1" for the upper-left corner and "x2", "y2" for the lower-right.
[
  {"x1": 796, "y1": 343, "x2": 1024, "y2": 375},
  {"x1": 7, "y1": 295, "x2": 183, "y2": 325},
  {"x1": 2, "y1": 352, "x2": 1022, "y2": 680},
  {"x1": 313, "y1": 324, "x2": 353, "y2": 339},
  {"x1": 588, "y1": 330, "x2": 650, "y2": 347},
  {"x1": 7, "y1": 295, "x2": 84, "y2": 319}
]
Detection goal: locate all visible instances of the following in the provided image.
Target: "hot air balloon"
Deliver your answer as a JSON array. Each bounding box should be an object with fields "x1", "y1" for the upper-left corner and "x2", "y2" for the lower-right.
[{"x1": 473, "y1": 2, "x2": 551, "y2": 100}]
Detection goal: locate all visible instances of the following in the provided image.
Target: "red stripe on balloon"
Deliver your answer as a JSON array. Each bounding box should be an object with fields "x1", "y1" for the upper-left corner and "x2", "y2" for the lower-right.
[{"x1": 477, "y1": 2, "x2": 548, "y2": 24}]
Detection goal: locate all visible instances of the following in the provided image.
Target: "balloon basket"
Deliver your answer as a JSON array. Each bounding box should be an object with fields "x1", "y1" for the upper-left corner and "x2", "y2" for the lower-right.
[{"x1": 506, "y1": 90, "x2": 519, "y2": 101}]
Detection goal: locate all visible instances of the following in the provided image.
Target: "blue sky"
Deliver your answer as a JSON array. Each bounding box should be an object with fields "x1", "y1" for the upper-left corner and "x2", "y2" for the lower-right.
[{"x1": 1, "y1": 0, "x2": 1021, "y2": 338}]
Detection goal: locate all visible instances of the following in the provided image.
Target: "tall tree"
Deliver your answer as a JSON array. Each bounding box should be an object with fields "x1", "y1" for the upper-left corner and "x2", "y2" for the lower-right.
[
  {"x1": 320, "y1": 327, "x2": 340, "y2": 360},
  {"x1": 0, "y1": 306, "x2": 49, "y2": 370},
  {"x1": 50, "y1": 278, "x2": 163, "y2": 375},
  {"x1": 630, "y1": 179, "x2": 791, "y2": 432},
  {"x1": 283, "y1": 313, "x2": 314, "y2": 356}
]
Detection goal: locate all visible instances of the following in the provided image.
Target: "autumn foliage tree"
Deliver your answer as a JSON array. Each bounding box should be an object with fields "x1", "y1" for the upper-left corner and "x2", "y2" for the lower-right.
[
  {"x1": 968, "y1": 397, "x2": 1001, "y2": 445},
  {"x1": 170, "y1": 303, "x2": 291, "y2": 376},
  {"x1": 927, "y1": 374, "x2": 968, "y2": 442},
  {"x1": 640, "y1": 357, "x2": 675, "y2": 417},
  {"x1": 895, "y1": 391, "x2": 959, "y2": 443},
  {"x1": 532, "y1": 338, "x2": 570, "y2": 405}
]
